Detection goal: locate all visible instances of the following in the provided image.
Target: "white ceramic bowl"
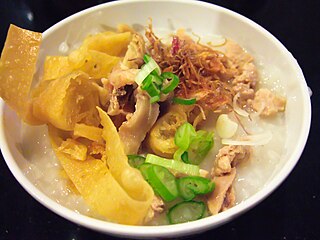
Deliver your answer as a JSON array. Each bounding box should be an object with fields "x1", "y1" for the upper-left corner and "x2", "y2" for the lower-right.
[{"x1": 0, "y1": 0, "x2": 311, "y2": 238}]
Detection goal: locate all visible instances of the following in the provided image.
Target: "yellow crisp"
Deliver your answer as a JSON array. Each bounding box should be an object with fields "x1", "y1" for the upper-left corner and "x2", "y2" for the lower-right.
[
  {"x1": 73, "y1": 123, "x2": 103, "y2": 142},
  {"x1": 82, "y1": 31, "x2": 132, "y2": 57},
  {"x1": 42, "y1": 31, "x2": 131, "y2": 81},
  {"x1": 32, "y1": 72, "x2": 101, "y2": 130},
  {"x1": 58, "y1": 138, "x2": 87, "y2": 161},
  {"x1": 42, "y1": 56, "x2": 73, "y2": 81},
  {"x1": 0, "y1": 24, "x2": 42, "y2": 124},
  {"x1": 49, "y1": 109, "x2": 154, "y2": 225},
  {"x1": 78, "y1": 50, "x2": 120, "y2": 78},
  {"x1": 1, "y1": 25, "x2": 153, "y2": 225},
  {"x1": 98, "y1": 107, "x2": 154, "y2": 202},
  {"x1": 43, "y1": 50, "x2": 120, "y2": 80}
]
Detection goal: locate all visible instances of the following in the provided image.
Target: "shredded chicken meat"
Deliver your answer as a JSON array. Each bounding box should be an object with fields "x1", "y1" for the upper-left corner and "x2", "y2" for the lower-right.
[
  {"x1": 207, "y1": 168, "x2": 237, "y2": 215},
  {"x1": 225, "y1": 40, "x2": 259, "y2": 109},
  {"x1": 151, "y1": 196, "x2": 165, "y2": 214},
  {"x1": 213, "y1": 145, "x2": 251, "y2": 176},
  {"x1": 251, "y1": 88, "x2": 286, "y2": 116},
  {"x1": 206, "y1": 145, "x2": 251, "y2": 215},
  {"x1": 144, "y1": 196, "x2": 165, "y2": 223},
  {"x1": 221, "y1": 186, "x2": 236, "y2": 212}
]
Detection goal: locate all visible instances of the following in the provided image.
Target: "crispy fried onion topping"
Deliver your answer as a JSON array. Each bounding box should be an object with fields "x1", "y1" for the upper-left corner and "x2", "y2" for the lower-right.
[{"x1": 145, "y1": 23, "x2": 235, "y2": 112}]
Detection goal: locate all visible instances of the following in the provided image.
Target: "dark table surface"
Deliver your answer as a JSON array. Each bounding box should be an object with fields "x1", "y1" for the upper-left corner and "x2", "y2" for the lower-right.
[{"x1": 0, "y1": 0, "x2": 319, "y2": 239}]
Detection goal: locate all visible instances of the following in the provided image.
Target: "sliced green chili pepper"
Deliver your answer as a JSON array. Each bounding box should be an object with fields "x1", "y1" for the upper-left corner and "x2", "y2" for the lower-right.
[
  {"x1": 138, "y1": 163, "x2": 153, "y2": 178},
  {"x1": 127, "y1": 155, "x2": 146, "y2": 168},
  {"x1": 177, "y1": 176, "x2": 215, "y2": 200},
  {"x1": 139, "y1": 163, "x2": 178, "y2": 202},
  {"x1": 167, "y1": 200, "x2": 206, "y2": 224},
  {"x1": 135, "y1": 56, "x2": 161, "y2": 85}
]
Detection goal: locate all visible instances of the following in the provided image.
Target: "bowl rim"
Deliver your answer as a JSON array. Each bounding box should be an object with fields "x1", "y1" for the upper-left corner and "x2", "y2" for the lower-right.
[{"x1": 0, "y1": 0, "x2": 311, "y2": 238}]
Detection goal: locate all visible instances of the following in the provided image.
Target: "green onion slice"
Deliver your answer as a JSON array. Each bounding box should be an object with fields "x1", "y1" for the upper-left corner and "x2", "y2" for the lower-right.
[
  {"x1": 173, "y1": 97, "x2": 196, "y2": 105},
  {"x1": 167, "y1": 201, "x2": 205, "y2": 224},
  {"x1": 142, "y1": 80, "x2": 160, "y2": 97},
  {"x1": 137, "y1": 54, "x2": 180, "y2": 104},
  {"x1": 150, "y1": 95, "x2": 160, "y2": 104},
  {"x1": 173, "y1": 148, "x2": 185, "y2": 162},
  {"x1": 151, "y1": 73, "x2": 164, "y2": 86},
  {"x1": 177, "y1": 176, "x2": 215, "y2": 200},
  {"x1": 161, "y1": 72, "x2": 179, "y2": 94},
  {"x1": 143, "y1": 54, "x2": 152, "y2": 63},
  {"x1": 174, "y1": 122, "x2": 196, "y2": 151},
  {"x1": 181, "y1": 151, "x2": 189, "y2": 164},
  {"x1": 187, "y1": 130, "x2": 214, "y2": 165},
  {"x1": 145, "y1": 154, "x2": 200, "y2": 176},
  {"x1": 135, "y1": 54, "x2": 161, "y2": 85},
  {"x1": 139, "y1": 163, "x2": 178, "y2": 202},
  {"x1": 173, "y1": 123, "x2": 214, "y2": 165},
  {"x1": 145, "y1": 54, "x2": 161, "y2": 75}
]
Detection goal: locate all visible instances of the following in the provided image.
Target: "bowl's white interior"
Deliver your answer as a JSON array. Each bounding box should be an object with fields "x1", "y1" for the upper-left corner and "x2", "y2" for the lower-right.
[{"x1": 0, "y1": 0, "x2": 311, "y2": 238}]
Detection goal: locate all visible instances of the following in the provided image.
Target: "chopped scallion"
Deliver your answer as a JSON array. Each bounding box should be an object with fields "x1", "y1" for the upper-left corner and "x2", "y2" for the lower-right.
[
  {"x1": 181, "y1": 151, "x2": 189, "y2": 163},
  {"x1": 174, "y1": 122, "x2": 196, "y2": 151},
  {"x1": 135, "y1": 54, "x2": 161, "y2": 85},
  {"x1": 173, "y1": 97, "x2": 196, "y2": 105},
  {"x1": 173, "y1": 123, "x2": 214, "y2": 164},
  {"x1": 187, "y1": 130, "x2": 214, "y2": 165},
  {"x1": 161, "y1": 72, "x2": 179, "y2": 94},
  {"x1": 142, "y1": 80, "x2": 161, "y2": 97},
  {"x1": 150, "y1": 95, "x2": 161, "y2": 104},
  {"x1": 136, "y1": 54, "x2": 180, "y2": 103}
]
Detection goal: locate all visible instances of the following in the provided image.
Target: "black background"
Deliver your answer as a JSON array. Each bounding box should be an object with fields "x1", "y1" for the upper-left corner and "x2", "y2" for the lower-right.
[{"x1": 0, "y1": 1, "x2": 319, "y2": 239}]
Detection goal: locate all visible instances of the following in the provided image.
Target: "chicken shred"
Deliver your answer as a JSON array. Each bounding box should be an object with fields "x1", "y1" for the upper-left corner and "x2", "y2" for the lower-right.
[
  {"x1": 207, "y1": 168, "x2": 236, "y2": 215},
  {"x1": 206, "y1": 145, "x2": 251, "y2": 215},
  {"x1": 151, "y1": 196, "x2": 165, "y2": 214},
  {"x1": 213, "y1": 145, "x2": 251, "y2": 176},
  {"x1": 225, "y1": 40, "x2": 258, "y2": 108},
  {"x1": 144, "y1": 196, "x2": 165, "y2": 224},
  {"x1": 105, "y1": 32, "x2": 146, "y2": 117},
  {"x1": 221, "y1": 186, "x2": 236, "y2": 212},
  {"x1": 251, "y1": 88, "x2": 286, "y2": 116}
]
